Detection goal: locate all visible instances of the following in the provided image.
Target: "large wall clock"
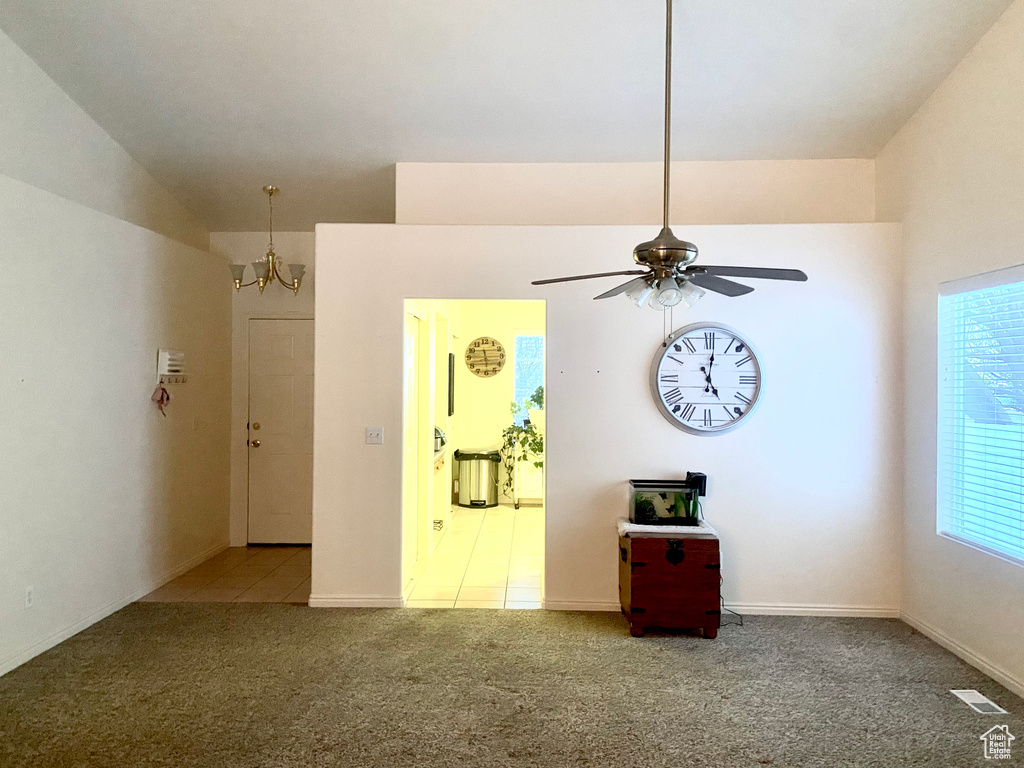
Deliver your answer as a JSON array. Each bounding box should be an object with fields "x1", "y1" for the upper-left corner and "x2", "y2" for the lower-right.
[
  {"x1": 650, "y1": 322, "x2": 763, "y2": 435},
  {"x1": 465, "y1": 336, "x2": 506, "y2": 378}
]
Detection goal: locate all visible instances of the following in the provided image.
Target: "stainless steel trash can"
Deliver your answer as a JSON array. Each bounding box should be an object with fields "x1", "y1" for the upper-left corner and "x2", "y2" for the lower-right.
[{"x1": 454, "y1": 450, "x2": 500, "y2": 508}]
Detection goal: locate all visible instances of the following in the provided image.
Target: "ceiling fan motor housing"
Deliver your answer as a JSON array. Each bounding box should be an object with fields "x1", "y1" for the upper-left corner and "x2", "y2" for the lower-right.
[{"x1": 633, "y1": 227, "x2": 699, "y2": 276}]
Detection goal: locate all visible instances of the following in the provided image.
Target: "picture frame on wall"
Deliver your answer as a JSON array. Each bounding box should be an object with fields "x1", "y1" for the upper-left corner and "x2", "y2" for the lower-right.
[{"x1": 448, "y1": 352, "x2": 455, "y2": 417}]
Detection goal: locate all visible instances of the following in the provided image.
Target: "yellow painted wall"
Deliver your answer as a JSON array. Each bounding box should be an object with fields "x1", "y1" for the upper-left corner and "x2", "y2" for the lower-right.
[{"x1": 418, "y1": 300, "x2": 545, "y2": 453}]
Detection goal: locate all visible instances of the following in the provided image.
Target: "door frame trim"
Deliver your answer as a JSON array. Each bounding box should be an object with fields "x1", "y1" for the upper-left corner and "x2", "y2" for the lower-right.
[{"x1": 401, "y1": 302, "x2": 435, "y2": 590}]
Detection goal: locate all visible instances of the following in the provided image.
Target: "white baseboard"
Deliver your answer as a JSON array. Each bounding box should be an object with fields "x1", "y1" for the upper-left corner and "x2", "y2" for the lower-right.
[
  {"x1": 726, "y1": 603, "x2": 901, "y2": 618},
  {"x1": 505, "y1": 600, "x2": 901, "y2": 616},
  {"x1": 0, "y1": 540, "x2": 229, "y2": 679},
  {"x1": 542, "y1": 600, "x2": 620, "y2": 612},
  {"x1": 309, "y1": 595, "x2": 404, "y2": 608},
  {"x1": 901, "y1": 611, "x2": 1024, "y2": 700}
]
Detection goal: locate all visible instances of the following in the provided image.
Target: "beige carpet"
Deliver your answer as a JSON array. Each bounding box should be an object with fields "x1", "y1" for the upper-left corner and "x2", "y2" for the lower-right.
[{"x1": 0, "y1": 605, "x2": 1020, "y2": 767}]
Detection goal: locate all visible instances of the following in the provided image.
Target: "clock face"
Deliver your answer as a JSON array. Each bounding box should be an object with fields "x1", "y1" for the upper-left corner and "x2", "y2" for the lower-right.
[
  {"x1": 650, "y1": 323, "x2": 762, "y2": 435},
  {"x1": 465, "y1": 337, "x2": 506, "y2": 377}
]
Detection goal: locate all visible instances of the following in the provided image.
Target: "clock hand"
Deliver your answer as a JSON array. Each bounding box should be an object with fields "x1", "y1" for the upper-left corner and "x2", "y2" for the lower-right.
[
  {"x1": 708, "y1": 351, "x2": 719, "y2": 398},
  {"x1": 699, "y1": 366, "x2": 720, "y2": 399}
]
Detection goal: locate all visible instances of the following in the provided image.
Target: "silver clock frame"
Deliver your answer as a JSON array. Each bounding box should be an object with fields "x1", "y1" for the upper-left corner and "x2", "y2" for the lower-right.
[{"x1": 649, "y1": 321, "x2": 764, "y2": 436}]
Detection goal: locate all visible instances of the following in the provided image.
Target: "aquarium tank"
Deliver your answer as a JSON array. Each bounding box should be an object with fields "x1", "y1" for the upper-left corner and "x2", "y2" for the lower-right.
[{"x1": 629, "y1": 479, "x2": 699, "y2": 526}]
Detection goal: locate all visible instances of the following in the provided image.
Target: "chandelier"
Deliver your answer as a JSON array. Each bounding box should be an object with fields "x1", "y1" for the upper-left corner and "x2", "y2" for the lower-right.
[{"x1": 230, "y1": 186, "x2": 306, "y2": 295}]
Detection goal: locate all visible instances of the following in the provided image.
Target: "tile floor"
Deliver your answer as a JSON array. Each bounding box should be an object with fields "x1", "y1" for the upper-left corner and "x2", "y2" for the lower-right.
[
  {"x1": 406, "y1": 504, "x2": 543, "y2": 609},
  {"x1": 138, "y1": 546, "x2": 311, "y2": 604}
]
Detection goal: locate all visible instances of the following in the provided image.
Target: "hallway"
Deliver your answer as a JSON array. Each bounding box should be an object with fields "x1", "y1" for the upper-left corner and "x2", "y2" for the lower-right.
[{"x1": 407, "y1": 505, "x2": 543, "y2": 608}]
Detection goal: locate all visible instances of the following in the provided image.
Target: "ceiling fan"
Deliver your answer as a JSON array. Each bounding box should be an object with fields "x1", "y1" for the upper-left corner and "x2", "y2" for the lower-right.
[{"x1": 531, "y1": 0, "x2": 807, "y2": 309}]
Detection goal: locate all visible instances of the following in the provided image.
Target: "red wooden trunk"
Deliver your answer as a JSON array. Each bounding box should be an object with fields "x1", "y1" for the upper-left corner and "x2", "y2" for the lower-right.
[{"x1": 618, "y1": 534, "x2": 721, "y2": 638}]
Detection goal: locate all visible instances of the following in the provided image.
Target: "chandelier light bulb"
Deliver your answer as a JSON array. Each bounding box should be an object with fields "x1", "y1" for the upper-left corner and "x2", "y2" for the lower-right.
[
  {"x1": 229, "y1": 263, "x2": 247, "y2": 290},
  {"x1": 251, "y1": 260, "x2": 270, "y2": 280}
]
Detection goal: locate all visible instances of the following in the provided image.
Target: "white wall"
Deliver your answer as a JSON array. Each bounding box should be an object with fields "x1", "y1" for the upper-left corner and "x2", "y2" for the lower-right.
[
  {"x1": 313, "y1": 223, "x2": 903, "y2": 613},
  {"x1": 0, "y1": 29, "x2": 229, "y2": 677},
  {"x1": 209, "y1": 232, "x2": 315, "y2": 546},
  {"x1": 0, "y1": 175, "x2": 230, "y2": 675},
  {"x1": 395, "y1": 160, "x2": 876, "y2": 226},
  {"x1": 0, "y1": 30, "x2": 208, "y2": 250},
  {"x1": 876, "y1": 0, "x2": 1024, "y2": 696}
]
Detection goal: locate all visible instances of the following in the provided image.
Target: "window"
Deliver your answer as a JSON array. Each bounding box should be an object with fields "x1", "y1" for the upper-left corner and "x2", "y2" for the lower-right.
[
  {"x1": 938, "y1": 268, "x2": 1024, "y2": 564},
  {"x1": 513, "y1": 335, "x2": 544, "y2": 426}
]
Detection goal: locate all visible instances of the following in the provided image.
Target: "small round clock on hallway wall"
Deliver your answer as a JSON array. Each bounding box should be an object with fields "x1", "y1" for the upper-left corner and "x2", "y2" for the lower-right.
[
  {"x1": 651, "y1": 322, "x2": 763, "y2": 435},
  {"x1": 465, "y1": 337, "x2": 506, "y2": 378}
]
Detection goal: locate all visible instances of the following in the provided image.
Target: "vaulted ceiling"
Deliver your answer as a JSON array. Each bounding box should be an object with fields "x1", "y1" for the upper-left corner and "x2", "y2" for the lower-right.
[{"x1": 0, "y1": 0, "x2": 1013, "y2": 230}]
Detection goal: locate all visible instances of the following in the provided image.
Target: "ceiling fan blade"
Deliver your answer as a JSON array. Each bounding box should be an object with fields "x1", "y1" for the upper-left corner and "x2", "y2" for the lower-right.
[
  {"x1": 689, "y1": 273, "x2": 755, "y2": 297},
  {"x1": 593, "y1": 276, "x2": 649, "y2": 300},
  {"x1": 532, "y1": 269, "x2": 648, "y2": 286},
  {"x1": 700, "y1": 266, "x2": 808, "y2": 282}
]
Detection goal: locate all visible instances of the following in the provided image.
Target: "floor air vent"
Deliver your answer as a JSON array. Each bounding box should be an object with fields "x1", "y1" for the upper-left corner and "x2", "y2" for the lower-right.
[{"x1": 951, "y1": 690, "x2": 1008, "y2": 714}]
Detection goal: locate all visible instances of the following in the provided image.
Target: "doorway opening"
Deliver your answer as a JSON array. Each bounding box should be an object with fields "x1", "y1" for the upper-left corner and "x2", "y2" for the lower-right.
[{"x1": 402, "y1": 300, "x2": 545, "y2": 608}]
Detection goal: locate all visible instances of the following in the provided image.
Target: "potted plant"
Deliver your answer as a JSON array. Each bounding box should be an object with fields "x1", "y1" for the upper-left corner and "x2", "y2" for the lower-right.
[{"x1": 500, "y1": 386, "x2": 544, "y2": 502}]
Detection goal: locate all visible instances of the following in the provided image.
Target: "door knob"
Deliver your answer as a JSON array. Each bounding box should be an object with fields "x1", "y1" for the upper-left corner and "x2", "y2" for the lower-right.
[{"x1": 251, "y1": 440, "x2": 261, "y2": 448}]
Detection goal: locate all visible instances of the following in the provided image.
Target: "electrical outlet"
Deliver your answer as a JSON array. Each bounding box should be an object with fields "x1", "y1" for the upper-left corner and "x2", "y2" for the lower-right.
[
  {"x1": 365, "y1": 427, "x2": 384, "y2": 445},
  {"x1": 25, "y1": 586, "x2": 33, "y2": 609}
]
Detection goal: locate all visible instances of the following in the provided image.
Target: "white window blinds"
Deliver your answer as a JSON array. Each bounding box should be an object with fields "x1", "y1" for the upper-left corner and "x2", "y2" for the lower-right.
[{"x1": 938, "y1": 269, "x2": 1024, "y2": 564}]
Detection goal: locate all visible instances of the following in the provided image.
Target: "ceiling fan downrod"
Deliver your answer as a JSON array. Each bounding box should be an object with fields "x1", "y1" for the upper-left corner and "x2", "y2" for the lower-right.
[
  {"x1": 528, "y1": 0, "x2": 808, "y2": 307},
  {"x1": 626, "y1": 0, "x2": 700, "y2": 309}
]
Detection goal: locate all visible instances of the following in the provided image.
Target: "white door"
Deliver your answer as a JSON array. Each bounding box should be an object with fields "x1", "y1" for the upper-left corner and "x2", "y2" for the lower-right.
[{"x1": 248, "y1": 319, "x2": 314, "y2": 543}]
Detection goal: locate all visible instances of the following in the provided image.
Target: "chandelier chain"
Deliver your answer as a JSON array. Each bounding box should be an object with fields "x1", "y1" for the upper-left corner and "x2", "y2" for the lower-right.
[{"x1": 267, "y1": 190, "x2": 274, "y2": 253}]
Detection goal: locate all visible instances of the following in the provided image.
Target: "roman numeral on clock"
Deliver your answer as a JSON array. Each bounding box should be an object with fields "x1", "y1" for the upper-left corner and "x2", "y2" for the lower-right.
[
  {"x1": 703, "y1": 409, "x2": 712, "y2": 427},
  {"x1": 739, "y1": 374, "x2": 757, "y2": 385},
  {"x1": 734, "y1": 355, "x2": 752, "y2": 367},
  {"x1": 679, "y1": 403, "x2": 696, "y2": 421},
  {"x1": 681, "y1": 337, "x2": 697, "y2": 353},
  {"x1": 735, "y1": 392, "x2": 751, "y2": 405},
  {"x1": 660, "y1": 373, "x2": 679, "y2": 384},
  {"x1": 663, "y1": 387, "x2": 685, "y2": 406},
  {"x1": 704, "y1": 332, "x2": 715, "y2": 350}
]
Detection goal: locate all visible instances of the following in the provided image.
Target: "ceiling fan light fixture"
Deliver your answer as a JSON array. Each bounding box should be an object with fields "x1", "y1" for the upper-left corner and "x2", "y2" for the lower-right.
[
  {"x1": 625, "y1": 277, "x2": 657, "y2": 307},
  {"x1": 678, "y1": 279, "x2": 706, "y2": 308},
  {"x1": 654, "y1": 277, "x2": 684, "y2": 308}
]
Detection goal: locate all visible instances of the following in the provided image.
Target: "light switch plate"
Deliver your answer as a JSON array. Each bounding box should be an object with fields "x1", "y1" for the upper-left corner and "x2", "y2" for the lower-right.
[{"x1": 365, "y1": 427, "x2": 384, "y2": 445}]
